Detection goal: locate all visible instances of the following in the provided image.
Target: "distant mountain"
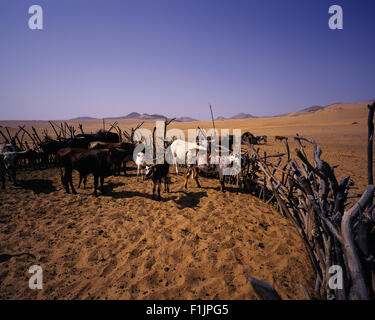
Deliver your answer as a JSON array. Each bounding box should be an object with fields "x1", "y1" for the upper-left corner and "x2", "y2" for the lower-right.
[
  {"x1": 302, "y1": 105, "x2": 324, "y2": 113},
  {"x1": 230, "y1": 113, "x2": 256, "y2": 119},
  {"x1": 216, "y1": 116, "x2": 226, "y2": 120},
  {"x1": 216, "y1": 113, "x2": 256, "y2": 120},
  {"x1": 105, "y1": 112, "x2": 168, "y2": 120},
  {"x1": 69, "y1": 116, "x2": 97, "y2": 120},
  {"x1": 139, "y1": 113, "x2": 167, "y2": 120},
  {"x1": 175, "y1": 116, "x2": 198, "y2": 122},
  {"x1": 288, "y1": 105, "x2": 324, "y2": 117},
  {"x1": 122, "y1": 112, "x2": 141, "y2": 119}
]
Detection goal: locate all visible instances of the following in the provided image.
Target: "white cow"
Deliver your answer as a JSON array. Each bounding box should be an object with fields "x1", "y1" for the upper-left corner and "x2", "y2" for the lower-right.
[{"x1": 169, "y1": 139, "x2": 207, "y2": 175}]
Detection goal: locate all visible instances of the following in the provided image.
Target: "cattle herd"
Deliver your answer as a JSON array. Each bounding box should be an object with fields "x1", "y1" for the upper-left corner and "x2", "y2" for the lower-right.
[{"x1": 0, "y1": 124, "x2": 271, "y2": 200}]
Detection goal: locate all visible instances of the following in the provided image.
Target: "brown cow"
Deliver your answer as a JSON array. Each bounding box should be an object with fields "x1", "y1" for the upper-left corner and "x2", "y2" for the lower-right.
[
  {"x1": 57, "y1": 147, "x2": 117, "y2": 196},
  {"x1": 88, "y1": 141, "x2": 136, "y2": 175},
  {"x1": 78, "y1": 147, "x2": 131, "y2": 188}
]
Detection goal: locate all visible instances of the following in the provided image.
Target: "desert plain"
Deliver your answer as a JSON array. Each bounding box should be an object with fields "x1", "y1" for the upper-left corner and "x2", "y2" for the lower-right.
[{"x1": 0, "y1": 101, "x2": 372, "y2": 299}]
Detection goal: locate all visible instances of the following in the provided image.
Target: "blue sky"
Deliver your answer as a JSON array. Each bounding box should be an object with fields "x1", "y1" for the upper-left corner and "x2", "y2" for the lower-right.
[{"x1": 0, "y1": 0, "x2": 374, "y2": 120}]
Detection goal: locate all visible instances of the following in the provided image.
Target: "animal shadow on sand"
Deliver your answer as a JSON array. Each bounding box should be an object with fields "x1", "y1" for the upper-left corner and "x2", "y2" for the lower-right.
[
  {"x1": 174, "y1": 191, "x2": 208, "y2": 209},
  {"x1": 17, "y1": 179, "x2": 56, "y2": 194},
  {"x1": 0, "y1": 253, "x2": 36, "y2": 263},
  {"x1": 100, "y1": 182, "x2": 177, "y2": 202}
]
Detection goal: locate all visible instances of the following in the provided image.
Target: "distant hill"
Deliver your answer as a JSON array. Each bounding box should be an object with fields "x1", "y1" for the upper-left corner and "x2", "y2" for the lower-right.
[
  {"x1": 287, "y1": 101, "x2": 373, "y2": 117},
  {"x1": 215, "y1": 113, "x2": 256, "y2": 120},
  {"x1": 122, "y1": 112, "x2": 141, "y2": 119},
  {"x1": 230, "y1": 113, "x2": 257, "y2": 119},
  {"x1": 105, "y1": 112, "x2": 168, "y2": 120},
  {"x1": 175, "y1": 117, "x2": 198, "y2": 122},
  {"x1": 216, "y1": 116, "x2": 226, "y2": 120},
  {"x1": 302, "y1": 105, "x2": 324, "y2": 113},
  {"x1": 68, "y1": 101, "x2": 374, "y2": 122},
  {"x1": 288, "y1": 105, "x2": 324, "y2": 117},
  {"x1": 69, "y1": 116, "x2": 97, "y2": 120}
]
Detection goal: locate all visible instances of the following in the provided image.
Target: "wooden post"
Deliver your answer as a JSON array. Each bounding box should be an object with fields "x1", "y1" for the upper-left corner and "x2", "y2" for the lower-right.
[
  {"x1": 209, "y1": 104, "x2": 217, "y2": 139},
  {"x1": 263, "y1": 151, "x2": 267, "y2": 201},
  {"x1": 0, "y1": 128, "x2": 9, "y2": 143},
  {"x1": 368, "y1": 102, "x2": 375, "y2": 187}
]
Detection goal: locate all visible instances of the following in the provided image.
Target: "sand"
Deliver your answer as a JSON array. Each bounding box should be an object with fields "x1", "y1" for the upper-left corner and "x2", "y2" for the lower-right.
[{"x1": 0, "y1": 101, "x2": 372, "y2": 300}]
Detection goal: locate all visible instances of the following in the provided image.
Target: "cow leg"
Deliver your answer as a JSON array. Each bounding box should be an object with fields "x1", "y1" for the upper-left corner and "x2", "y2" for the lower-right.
[
  {"x1": 157, "y1": 180, "x2": 161, "y2": 200},
  {"x1": 61, "y1": 168, "x2": 70, "y2": 194},
  {"x1": 1, "y1": 175, "x2": 5, "y2": 189},
  {"x1": 69, "y1": 170, "x2": 77, "y2": 194},
  {"x1": 77, "y1": 175, "x2": 88, "y2": 189},
  {"x1": 164, "y1": 177, "x2": 170, "y2": 193},
  {"x1": 194, "y1": 168, "x2": 201, "y2": 188},
  {"x1": 152, "y1": 182, "x2": 156, "y2": 200},
  {"x1": 93, "y1": 174, "x2": 99, "y2": 197},
  {"x1": 122, "y1": 161, "x2": 126, "y2": 176},
  {"x1": 11, "y1": 170, "x2": 17, "y2": 186},
  {"x1": 163, "y1": 177, "x2": 168, "y2": 193},
  {"x1": 70, "y1": 178, "x2": 77, "y2": 194},
  {"x1": 64, "y1": 169, "x2": 71, "y2": 194},
  {"x1": 136, "y1": 166, "x2": 139, "y2": 181},
  {"x1": 220, "y1": 179, "x2": 225, "y2": 192},
  {"x1": 78, "y1": 174, "x2": 83, "y2": 189},
  {"x1": 184, "y1": 170, "x2": 192, "y2": 189},
  {"x1": 173, "y1": 156, "x2": 179, "y2": 175},
  {"x1": 219, "y1": 170, "x2": 225, "y2": 192},
  {"x1": 99, "y1": 175, "x2": 105, "y2": 194}
]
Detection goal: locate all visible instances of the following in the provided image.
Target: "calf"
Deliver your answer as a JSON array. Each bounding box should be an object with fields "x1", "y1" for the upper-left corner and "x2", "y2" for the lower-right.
[
  {"x1": 184, "y1": 149, "x2": 239, "y2": 192},
  {"x1": 145, "y1": 163, "x2": 170, "y2": 200},
  {"x1": 135, "y1": 152, "x2": 145, "y2": 181},
  {"x1": 57, "y1": 147, "x2": 116, "y2": 196}
]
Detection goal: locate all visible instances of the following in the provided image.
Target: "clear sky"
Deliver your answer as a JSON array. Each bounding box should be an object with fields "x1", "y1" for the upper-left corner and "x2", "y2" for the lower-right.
[{"x1": 0, "y1": 0, "x2": 374, "y2": 120}]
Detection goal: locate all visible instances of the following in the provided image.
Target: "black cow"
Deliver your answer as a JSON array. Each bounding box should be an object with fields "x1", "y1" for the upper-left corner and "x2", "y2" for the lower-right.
[
  {"x1": 145, "y1": 163, "x2": 170, "y2": 200},
  {"x1": 0, "y1": 155, "x2": 6, "y2": 189}
]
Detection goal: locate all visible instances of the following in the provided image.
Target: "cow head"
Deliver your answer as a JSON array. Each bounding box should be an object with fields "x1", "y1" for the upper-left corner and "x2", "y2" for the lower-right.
[
  {"x1": 145, "y1": 165, "x2": 154, "y2": 179},
  {"x1": 3, "y1": 152, "x2": 18, "y2": 170}
]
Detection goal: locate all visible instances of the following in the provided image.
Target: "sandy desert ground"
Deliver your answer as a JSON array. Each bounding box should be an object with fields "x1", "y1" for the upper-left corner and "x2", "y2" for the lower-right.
[{"x1": 0, "y1": 101, "x2": 372, "y2": 300}]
